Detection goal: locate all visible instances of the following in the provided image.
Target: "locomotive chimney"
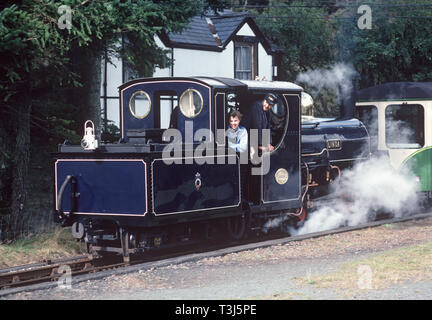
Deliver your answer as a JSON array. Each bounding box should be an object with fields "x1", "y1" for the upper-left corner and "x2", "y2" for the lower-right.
[{"x1": 339, "y1": 78, "x2": 356, "y2": 119}]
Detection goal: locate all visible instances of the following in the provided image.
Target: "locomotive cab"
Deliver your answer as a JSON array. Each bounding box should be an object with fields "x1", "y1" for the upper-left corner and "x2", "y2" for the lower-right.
[{"x1": 54, "y1": 77, "x2": 303, "y2": 260}]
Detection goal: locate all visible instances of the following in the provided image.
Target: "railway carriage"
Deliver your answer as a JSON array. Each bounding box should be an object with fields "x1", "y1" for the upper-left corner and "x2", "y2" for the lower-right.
[
  {"x1": 54, "y1": 77, "x2": 305, "y2": 261},
  {"x1": 356, "y1": 82, "x2": 432, "y2": 203}
]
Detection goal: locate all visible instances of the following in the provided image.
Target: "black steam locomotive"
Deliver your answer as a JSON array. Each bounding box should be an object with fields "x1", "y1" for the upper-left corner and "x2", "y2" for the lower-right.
[{"x1": 54, "y1": 77, "x2": 369, "y2": 261}]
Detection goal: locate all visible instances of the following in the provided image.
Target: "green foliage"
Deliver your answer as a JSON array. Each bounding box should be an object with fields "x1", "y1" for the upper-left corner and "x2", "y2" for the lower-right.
[
  {"x1": 254, "y1": 0, "x2": 432, "y2": 116},
  {"x1": 0, "y1": 0, "x2": 211, "y2": 239},
  {"x1": 345, "y1": 0, "x2": 432, "y2": 88},
  {"x1": 310, "y1": 87, "x2": 339, "y2": 118},
  {"x1": 101, "y1": 120, "x2": 121, "y2": 143},
  {"x1": 255, "y1": 0, "x2": 336, "y2": 81},
  {"x1": 0, "y1": 0, "x2": 207, "y2": 102},
  {"x1": 204, "y1": 0, "x2": 232, "y2": 14},
  {"x1": 252, "y1": 0, "x2": 337, "y2": 116}
]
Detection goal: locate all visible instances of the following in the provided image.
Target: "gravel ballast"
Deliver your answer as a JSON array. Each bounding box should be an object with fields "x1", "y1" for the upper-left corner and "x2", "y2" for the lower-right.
[{"x1": 3, "y1": 217, "x2": 432, "y2": 300}]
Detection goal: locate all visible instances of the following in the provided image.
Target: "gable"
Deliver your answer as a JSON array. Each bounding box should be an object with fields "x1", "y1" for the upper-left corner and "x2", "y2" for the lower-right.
[{"x1": 158, "y1": 12, "x2": 281, "y2": 55}]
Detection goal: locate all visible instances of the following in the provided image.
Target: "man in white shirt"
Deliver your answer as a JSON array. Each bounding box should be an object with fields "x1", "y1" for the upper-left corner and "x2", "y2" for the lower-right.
[
  {"x1": 227, "y1": 110, "x2": 248, "y2": 154},
  {"x1": 227, "y1": 110, "x2": 248, "y2": 203}
]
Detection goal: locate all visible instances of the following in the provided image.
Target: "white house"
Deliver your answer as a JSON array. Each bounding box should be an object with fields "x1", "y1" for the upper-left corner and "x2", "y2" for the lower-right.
[{"x1": 100, "y1": 11, "x2": 282, "y2": 129}]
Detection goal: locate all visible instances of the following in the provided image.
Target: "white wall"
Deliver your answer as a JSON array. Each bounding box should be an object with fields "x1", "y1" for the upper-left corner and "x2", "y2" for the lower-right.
[
  {"x1": 258, "y1": 42, "x2": 273, "y2": 80},
  {"x1": 105, "y1": 55, "x2": 123, "y2": 97},
  {"x1": 236, "y1": 23, "x2": 255, "y2": 36},
  {"x1": 153, "y1": 35, "x2": 171, "y2": 77},
  {"x1": 101, "y1": 54, "x2": 123, "y2": 128},
  {"x1": 173, "y1": 42, "x2": 234, "y2": 77}
]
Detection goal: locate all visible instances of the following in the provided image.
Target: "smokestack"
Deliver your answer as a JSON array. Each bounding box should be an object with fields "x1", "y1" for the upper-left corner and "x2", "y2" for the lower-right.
[{"x1": 339, "y1": 78, "x2": 356, "y2": 119}]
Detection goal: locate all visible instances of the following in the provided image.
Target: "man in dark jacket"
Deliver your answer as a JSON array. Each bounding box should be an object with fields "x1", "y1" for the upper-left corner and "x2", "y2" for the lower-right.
[{"x1": 244, "y1": 93, "x2": 277, "y2": 153}]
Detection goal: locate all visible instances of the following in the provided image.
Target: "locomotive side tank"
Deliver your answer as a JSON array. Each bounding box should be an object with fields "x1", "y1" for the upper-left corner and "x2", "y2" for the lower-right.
[{"x1": 301, "y1": 117, "x2": 370, "y2": 200}]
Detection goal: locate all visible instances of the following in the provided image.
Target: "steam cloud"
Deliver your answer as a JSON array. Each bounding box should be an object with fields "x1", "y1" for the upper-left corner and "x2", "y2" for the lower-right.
[
  {"x1": 264, "y1": 63, "x2": 421, "y2": 236},
  {"x1": 263, "y1": 113, "x2": 421, "y2": 235},
  {"x1": 277, "y1": 154, "x2": 420, "y2": 236},
  {"x1": 296, "y1": 63, "x2": 359, "y2": 102}
]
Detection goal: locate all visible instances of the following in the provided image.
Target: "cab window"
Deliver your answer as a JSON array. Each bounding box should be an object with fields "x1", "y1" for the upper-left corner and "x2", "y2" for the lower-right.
[
  {"x1": 179, "y1": 89, "x2": 203, "y2": 118},
  {"x1": 129, "y1": 91, "x2": 151, "y2": 119},
  {"x1": 269, "y1": 96, "x2": 288, "y2": 149}
]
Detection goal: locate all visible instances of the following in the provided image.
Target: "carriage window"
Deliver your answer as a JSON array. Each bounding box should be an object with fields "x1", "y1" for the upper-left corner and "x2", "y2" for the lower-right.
[
  {"x1": 129, "y1": 91, "x2": 151, "y2": 119},
  {"x1": 385, "y1": 104, "x2": 424, "y2": 149},
  {"x1": 179, "y1": 89, "x2": 203, "y2": 118},
  {"x1": 357, "y1": 105, "x2": 378, "y2": 150}
]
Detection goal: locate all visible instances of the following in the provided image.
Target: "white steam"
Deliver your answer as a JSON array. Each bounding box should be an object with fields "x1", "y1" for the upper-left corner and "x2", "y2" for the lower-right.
[
  {"x1": 265, "y1": 63, "x2": 421, "y2": 236},
  {"x1": 291, "y1": 155, "x2": 420, "y2": 236},
  {"x1": 296, "y1": 63, "x2": 358, "y2": 102}
]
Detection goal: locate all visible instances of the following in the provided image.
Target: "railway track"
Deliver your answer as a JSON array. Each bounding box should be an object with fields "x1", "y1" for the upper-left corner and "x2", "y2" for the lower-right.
[{"x1": 1, "y1": 210, "x2": 432, "y2": 296}]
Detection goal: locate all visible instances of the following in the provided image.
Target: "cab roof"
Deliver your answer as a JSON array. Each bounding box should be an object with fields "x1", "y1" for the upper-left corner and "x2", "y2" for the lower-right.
[{"x1": 119, "y1": 77, "x2": 303, "y2": 93}]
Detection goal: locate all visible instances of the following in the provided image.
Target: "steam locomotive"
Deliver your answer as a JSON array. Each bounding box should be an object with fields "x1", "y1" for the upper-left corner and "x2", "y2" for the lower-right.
[{"x1": 54, "y1": 77, "x2": 369, "y2": 261}]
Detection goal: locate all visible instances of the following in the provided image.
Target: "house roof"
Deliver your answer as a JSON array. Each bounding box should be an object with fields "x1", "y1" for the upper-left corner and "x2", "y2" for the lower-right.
[
  {"x1": 163, "y1": 15, "x2": 217, "y2": 50},
  {"x1": 159, "y1": 11, "x2": 282, "y2": 54},
  {"x1": 211, "y1": 12, "x2": 249, "y2": 45}
]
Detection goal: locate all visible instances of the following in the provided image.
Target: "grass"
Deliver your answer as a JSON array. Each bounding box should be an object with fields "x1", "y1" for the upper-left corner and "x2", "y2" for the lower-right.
[
  {"x1": 295, "y1": 240, "x2": 432, "y2": 291},
  {"x1": 0, "y1": 227, "x2": 86, "y2": 268}
]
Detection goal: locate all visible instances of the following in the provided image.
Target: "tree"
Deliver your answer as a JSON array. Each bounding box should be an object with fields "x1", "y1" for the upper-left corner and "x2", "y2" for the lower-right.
[
  {"x1": 255, "y1": 0, "x2": 336, "y2": 81},
  {"x1": 250, "y1": 0, "x2": 338, "y2": 116},
  {"x1": 0, "y1": 0, "x2": 211, "y2": 239},
  {"x1": 0, "y1": 2, "x2": 75, "y2": 236},
  {"x1": 343, "y1": 0, "x2": 432, "y2": 88},
  {"x1": 254, "y1": 0, "x2": 432, "y2": 115}
]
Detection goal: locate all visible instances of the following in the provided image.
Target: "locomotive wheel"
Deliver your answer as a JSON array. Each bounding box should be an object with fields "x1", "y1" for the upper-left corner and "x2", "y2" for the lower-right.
[
  {"x1": 226, "y1": 214, "x2": 246, "y2": 240},
  {"x1": 297, "y1": 206, "x2": 307, "y2": 222},
  {"x1": 196, "y1": 222, "x2": 219, "y2": 242}
]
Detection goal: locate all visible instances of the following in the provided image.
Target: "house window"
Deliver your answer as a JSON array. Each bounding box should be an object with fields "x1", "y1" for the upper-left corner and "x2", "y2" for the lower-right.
[
  {"x1": 123, "y1": 62, "x2": 136, "y2": 82},
  {"x1": 235, "y1": 41, "x2": 257, "y2": 80}
]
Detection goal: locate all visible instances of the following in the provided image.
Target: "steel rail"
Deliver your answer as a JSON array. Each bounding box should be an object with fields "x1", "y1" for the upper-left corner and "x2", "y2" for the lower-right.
[
  {"x1": 0, "y1": 255, "x2": 88, "y2": 275},
  {"x1": 0, "y1": 257, "x2": 95, "y2": 289}
]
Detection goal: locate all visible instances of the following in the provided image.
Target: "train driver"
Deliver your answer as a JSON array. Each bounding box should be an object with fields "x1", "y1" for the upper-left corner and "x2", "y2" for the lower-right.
[{"x1": 244, "y1": 93, "x2": 277, "y2": 153}]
